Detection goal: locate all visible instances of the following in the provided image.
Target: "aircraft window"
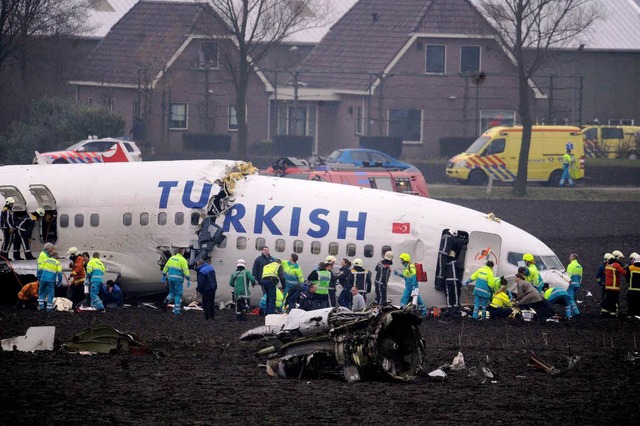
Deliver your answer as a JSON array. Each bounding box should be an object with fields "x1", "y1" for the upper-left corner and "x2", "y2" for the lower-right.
[
  {"x1": 190, "y1": 212, "x2": 200, "y2": 226},
  {"x1": 218, "y1": 237, "x2": 227, "y2": 249},
  {"x1": 506, "y1": 252, "x2": 561, "y2": 271},
  {"x1": 293, "y1": 240, "x2": 303, "y2": 254},
  {"x1": 236, "y1": 237, "x2": 247, "y2": 250},
  {"x1": 275, "y1": 239, "x2": 285, "y2": 252},
  {"x1": 364, "y1": 244, "x2": 374, "y2": 258},
  {"x1": 255, "y1": 238, "x2": 266, "y2": 250},
  {"x1": 140, "y1": 212, "x2": 149, "y2": 226},
  {"x1": 175, "y1": 212, "x2": 184, "y2": 225},
  {"x1": 123, "y1": 213, "x2": 132, "y2": 226},
  {"x1": 346, "y1": 243, "x2": 356, "y2": 257},
  {"x1": 59, "y1": 214, "x2": 69, "y2": 228},
  {"x1": 328, "y1": 242, "x2": 339, "y2": 256},
  {"x1": 158, "y1": 212, "x2": 167, "y2": 226},
  {"x1": 311, "y1": 241, "x2": 321, "y2": 255},
  {"x1": 381, "y1": 245, "x2": 392, "y2": 257},
  {"x1": 74, "y1": 214, "x2": 84, "y2": 228},
  {"x1": 90, "y1": 214, "x2": 99, "y2": 227}
]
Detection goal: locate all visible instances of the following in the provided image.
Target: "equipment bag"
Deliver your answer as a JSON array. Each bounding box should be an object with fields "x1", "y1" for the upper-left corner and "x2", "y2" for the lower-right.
[{"x1": 415, "y1": 263, "x2": 428, "y2": 282}]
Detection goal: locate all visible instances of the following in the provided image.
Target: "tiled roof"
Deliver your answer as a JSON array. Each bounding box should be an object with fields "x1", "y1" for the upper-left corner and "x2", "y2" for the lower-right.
[
  {"x1": 297, "y1": 0, "x2": 495, "y2": 91},
  {"x1": 75, "y1": 1, "x2": 228, "y2": 86},
  {"x1": 82, "y1": 0, "x2": 138, "y2": 39}
]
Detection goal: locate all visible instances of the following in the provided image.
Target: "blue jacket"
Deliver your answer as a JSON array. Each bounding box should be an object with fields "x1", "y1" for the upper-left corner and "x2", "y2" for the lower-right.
[
  {"x1": 100, "y1": 284, "x2": 124, "y2": 307},
  {"x1": 196, "y1": 263, "x2": 217, "y2": 293}
]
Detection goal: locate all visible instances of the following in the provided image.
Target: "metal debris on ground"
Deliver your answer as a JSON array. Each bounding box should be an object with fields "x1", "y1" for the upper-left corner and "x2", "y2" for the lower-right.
[
  {"x1": 62, "y1": 325, "x2": 149, "y2": 355},
  {"x1": 428, "y1": 368, "x2": 447, "y2": 378},
  {"x1": 567, "y1": 355, "x2": 581, "y2": 370},
  {"x1": 451, "y1": 351, "x2": 466, "y2": 371},
  {"x1": 242, "y1": 305, "x2": 425, "y2": 382},
  {"x1": 479, "y1": 355, "x2": 494, "y2": 379},
  {"x1": 625, "y1": 351, "x2": 640, "y2": 362},
  {"x1": 1, "y1": 326, "x2": 56, "y2": 352},
  {"x1": 529, "y1": 351, "x2": 559, "y2": 375}
]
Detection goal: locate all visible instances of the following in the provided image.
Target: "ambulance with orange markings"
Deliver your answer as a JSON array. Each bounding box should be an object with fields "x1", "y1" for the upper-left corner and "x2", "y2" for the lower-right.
[{"x1": 445, "y1": 125, "x2": 584, "y2": 186}]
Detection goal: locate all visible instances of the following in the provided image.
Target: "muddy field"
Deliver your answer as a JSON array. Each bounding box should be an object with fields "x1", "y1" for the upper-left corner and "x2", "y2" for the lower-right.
[{"x1": 1, "y1": 199, "x2": 640, "y2": 425}]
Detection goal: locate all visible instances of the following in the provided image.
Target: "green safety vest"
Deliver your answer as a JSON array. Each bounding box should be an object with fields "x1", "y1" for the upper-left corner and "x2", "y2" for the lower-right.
[{"x1": 315, "y1": 269, "x2": 331, "y2": 295}]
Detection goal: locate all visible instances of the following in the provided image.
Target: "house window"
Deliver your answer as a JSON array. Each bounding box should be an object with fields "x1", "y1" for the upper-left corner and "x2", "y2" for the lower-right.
[
  {"x1": 199, "y1": 41, "x2": 218, "y2": 69},
  {"x1": 388, "y1": 108, "x2": 422, "y2": 143},
  {"x1": 355, "y1": 106, "x2": 363, "y2": 135},
  {"x1": 228, "y1": 105, "x2": 238, "y2": 131},
  {"x1": 425, "y1": 45, "x2": 445, "y2": 74},
  {"x1": 277, "y1": 104, "x2": 316, "y2": 136},
  {"x1": 461, "y1": 46, "x2": 480, "y2": 74},
  {"x1": 480, "y1": 110, "x2": 516, "y2": 133},
  {"x1": 170, "y1": 103, "x2": 188, "y2": 129}
]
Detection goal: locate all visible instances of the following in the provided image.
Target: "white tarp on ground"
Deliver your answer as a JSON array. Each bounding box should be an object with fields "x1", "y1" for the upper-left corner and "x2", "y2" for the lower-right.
[{"x1": 1, "y1": 326, "x2": 56, "y2": 352}]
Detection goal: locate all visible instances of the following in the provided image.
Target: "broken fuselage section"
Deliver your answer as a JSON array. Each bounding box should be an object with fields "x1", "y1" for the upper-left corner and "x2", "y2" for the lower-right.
[{"x1": 241, "y1": 305, "x2": 426, "y2": 382}]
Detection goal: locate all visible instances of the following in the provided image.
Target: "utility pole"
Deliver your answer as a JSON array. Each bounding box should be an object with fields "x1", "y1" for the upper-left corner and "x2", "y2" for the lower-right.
[{"x1": 292, "y1": 71, "x2": 299, "y2": 135}]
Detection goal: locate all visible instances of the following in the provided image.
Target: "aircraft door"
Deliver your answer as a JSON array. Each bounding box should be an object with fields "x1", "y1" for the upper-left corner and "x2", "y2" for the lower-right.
[
  {"x1": 29, "y1": 184, "x2": 58, "y2": 243},
  {"x1": 0, "y1": 185, "x2": 28, "y2": 212},
  {"x1": 463, "y1": 231, "x2": 502, "y2": 280}
]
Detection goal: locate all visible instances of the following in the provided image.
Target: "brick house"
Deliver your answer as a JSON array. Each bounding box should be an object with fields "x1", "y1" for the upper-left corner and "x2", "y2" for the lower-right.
[
  {"x1": 71, "y1": 0, "x2": 273, "y2": 158},
  {"x1": 276, "y1": 0, "x2": 541, "y2": 158}
]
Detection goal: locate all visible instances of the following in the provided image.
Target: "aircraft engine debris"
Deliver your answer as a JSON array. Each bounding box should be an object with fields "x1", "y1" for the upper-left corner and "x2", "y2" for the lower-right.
[{"x1": 241, "y1": 305, "x2": 425, "y2": 382}]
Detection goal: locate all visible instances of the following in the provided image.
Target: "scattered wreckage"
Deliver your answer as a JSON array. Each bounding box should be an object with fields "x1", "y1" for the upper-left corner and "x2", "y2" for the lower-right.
[{"x1": 240, "y1": 305, "x2": 425, "y2": 382}]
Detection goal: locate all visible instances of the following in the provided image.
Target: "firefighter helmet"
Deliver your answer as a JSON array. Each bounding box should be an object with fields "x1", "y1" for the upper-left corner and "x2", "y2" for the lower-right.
[
  {"x1": 35, "y1": 207, "x2": 45, "y2": 217},
  {"x1": 604, "y1": 253, "x2": 612, "y2": 261},
  {"x1": 353, "y1": 258, "x2": 363, "y2": 267},
  {"x1": 384, "y1": 251, "x2": 394, "y2": 261},
  {"x1": 523, "y1": 253, "x2": 534, "y2": 262},
  {"x1": 5, "y1": 197, "x2": 15, "y2": 205},
  {"x1": 325, "y1": 255, "x2": 336, "y2": 264},
  {"x1": 67, "y1": 247, "x2": 79, "y2": 256},
  {"x1": 399, "y1": 253, "x2": 411, "y2": 263},
  {"x1": 612, "y1": 250, "x2": 624, "y2": 259},
  {"x1": 630, "y1": 252, "x2": 639, "y2": 262}
]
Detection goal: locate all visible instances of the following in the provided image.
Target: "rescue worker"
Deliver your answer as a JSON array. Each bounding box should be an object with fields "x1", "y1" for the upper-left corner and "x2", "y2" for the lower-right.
[
  {"x1": 161, "y1": 249, "x2": 190, "y2": 315},
  {"x1": 229, "y1": 259, "x2": 256, "y2": 320},
  {"x1": 522, "y1": 253, "x2": 544, "y2": 292},
  {"x1": 281, "y1": 253, "x2": 304, "y2": 299},
  {"x1": 17, "y1": 280, "x2": 39, "y2": 309},
  {"x1": 394, "y1": 253, "x2": 427, "y2": 316},
  {"x1": 487, "y1": 277, "x2": 512, "y2": 319},
  {"x1": 261, "y1": 258, "x2": 284, "y2": 315},
  {"x1": 37, "y1": 248, "x2": 62, "y2": 312},
  {"x1": 512, "y1": 273, "x2": 556, "y2": 321},
  {"x1": 66, "y1": 247, "x2": 86, "y2": 308},
  {"x1": 566, "y1": 253, "x2": 583, "y2": 317},
  {"x1": 542, "y1": 283, "x2": 572, "y2": 319},
  {"x1": 444, "y1": 250, "x2": 463, "y2": 311},
  {"x1": 285, "y1": 281, "x2": 309, "y2": 312},
  {"x1": 195, "y1": 259, "x2": 217, "y2": 320},
  {"x1": 626, "y1": 252, "x2": 640, "y2": 317},
  {"x1": 596, "y1": 253, "x2": 612, "y2": 310},
  {"x1": 336, "y1": 258, "x2": 353, "y2": 308},
  {"x1": 87, "y1": 252, "x2": 107, "y2": 312},
  {"x1": 324, "y1": 255, "x2": 339, "y2": 307},
  {"x1": 306, "y1": 262, "x2": 332, "y2": 308},
  {"x1": 347, "y1": 258, "x2": 372, "y2": 303},
  {"x1": 602, "y1": 250, "x2": 627, "y2": 317},
  {"x1": 559, "y1": 142, "x2": 576, "y2": 187},
  {"x1": 1, "y1": 197, "x2": 15, "y2": 259},
  {"x1": 464, "y1": 260, "x2": 496, "y2": 320},
  {"x1": 374, "y1": 251, "x2": 393, "y2": 305},
  {"x1": 12, "y1": 208, "x2": 44, "y2": 260},
  {"x1": 259, "y1": 288, "x2": 284, "y2": 314},
  {"x1": 297, "y1": 283, "x2": 316, "y2": 311},
  {"x1": 252, "y1": 246, "x2": 275, "y2": 284},
  {"x1": 100, "y1": 280, "x2": 124, "y2": 308},
  {"x1": 350, "y1": 286, "x2": 366, "y2": 312}
]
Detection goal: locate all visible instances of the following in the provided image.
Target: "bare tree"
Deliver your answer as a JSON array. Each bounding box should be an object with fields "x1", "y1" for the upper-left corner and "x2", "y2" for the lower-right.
[
  {"x1": 476, "y1": 0, "x2": 599, "y2": 196},
  {"x1": 0, "y1": 0, "x2": 88, "y2": 73},
  {"x1": 196, "y1": 0, "x2": 329, "y2": 159}
]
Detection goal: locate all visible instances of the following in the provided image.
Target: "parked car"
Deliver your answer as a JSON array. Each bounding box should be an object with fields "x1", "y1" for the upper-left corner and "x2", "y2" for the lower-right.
[
  {"x1": 34, "y1": 137, "x2": 142, "y2": 164},
  {"x1": 326, "y1": 148, "x2": 414, "y2": 170}
]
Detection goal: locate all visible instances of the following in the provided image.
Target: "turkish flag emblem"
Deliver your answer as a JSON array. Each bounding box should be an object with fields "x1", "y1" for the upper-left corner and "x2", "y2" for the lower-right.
[{"x1": 392, "y1": 222, "x2": 411, "y2": 234}]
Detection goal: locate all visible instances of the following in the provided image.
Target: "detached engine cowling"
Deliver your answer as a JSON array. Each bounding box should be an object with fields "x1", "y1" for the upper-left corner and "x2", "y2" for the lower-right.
[{"x1": 242, "y1": 305, "x2": 425, "y2": 382}]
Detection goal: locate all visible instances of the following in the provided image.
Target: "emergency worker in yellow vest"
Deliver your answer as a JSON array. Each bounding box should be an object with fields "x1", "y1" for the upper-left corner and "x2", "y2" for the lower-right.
[
  {"x1": 559, "y1": 143, "x2": 576, "y2": 187},
  {"x1": 261, "y1": 259, "x2": 284, "y2": 315},
  {"x1": 487, "y1": 277, "x2": 512, "y2": 319},
  {"x1": 625, "y1": 252, "x2": 640, "y2": 317},
  {"x1": 161, "y1": 249, "x2": 190, "y2": 315},
  {"x1": 37, "y1": 248, "x2": 62, "y2": 312},
  {"x1": 87, "y1": 252, "x2": 107, "y2": 311},
  {"x1": 307, "y1": 262, "x2": 332, "y2": 308},
  {"x1": 542, "y1": 283, "x2": 572, "y2": 319},
  {"x1": 464, "y1": 260, "x2": 495, "y2": 320},
  {"x1": 522, "y1": 253, "x2": 544, "y2": 292},
  {"x1": 394, "y1": 253, "x2": 428, "y2": 316},
  {"x1": 566, "y1": 253, "x2": 583, "y2": 316},
  {"x1": 281, "y1": 253, "x2": 304, "y2": 298}
]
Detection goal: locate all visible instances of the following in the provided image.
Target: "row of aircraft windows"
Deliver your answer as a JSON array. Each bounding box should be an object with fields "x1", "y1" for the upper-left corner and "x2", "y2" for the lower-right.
[{"x1": 58, "y1": 212, "x2": 390, "y2": 259}]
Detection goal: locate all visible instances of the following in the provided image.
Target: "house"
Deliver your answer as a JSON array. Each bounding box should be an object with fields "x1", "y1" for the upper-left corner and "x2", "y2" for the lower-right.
[{"x1": 274, "y1": 0, "x2": 533, "y2": 158}]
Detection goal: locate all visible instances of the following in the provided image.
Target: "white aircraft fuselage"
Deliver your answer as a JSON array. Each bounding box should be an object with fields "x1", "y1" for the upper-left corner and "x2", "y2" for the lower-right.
[{"x1": 0, "y1": 160, "x2": 566, "y2": 306}]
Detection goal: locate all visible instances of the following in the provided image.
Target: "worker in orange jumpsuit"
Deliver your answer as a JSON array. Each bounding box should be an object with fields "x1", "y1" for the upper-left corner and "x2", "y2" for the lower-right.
[{"x1": 17, "y1": 281, "x2": 39, "y2": 309}]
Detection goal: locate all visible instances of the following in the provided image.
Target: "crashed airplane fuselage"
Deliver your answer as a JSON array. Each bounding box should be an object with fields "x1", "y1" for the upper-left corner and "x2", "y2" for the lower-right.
[{"x1": 240, "y1": 305, "x2": 425, "y2": 382}]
